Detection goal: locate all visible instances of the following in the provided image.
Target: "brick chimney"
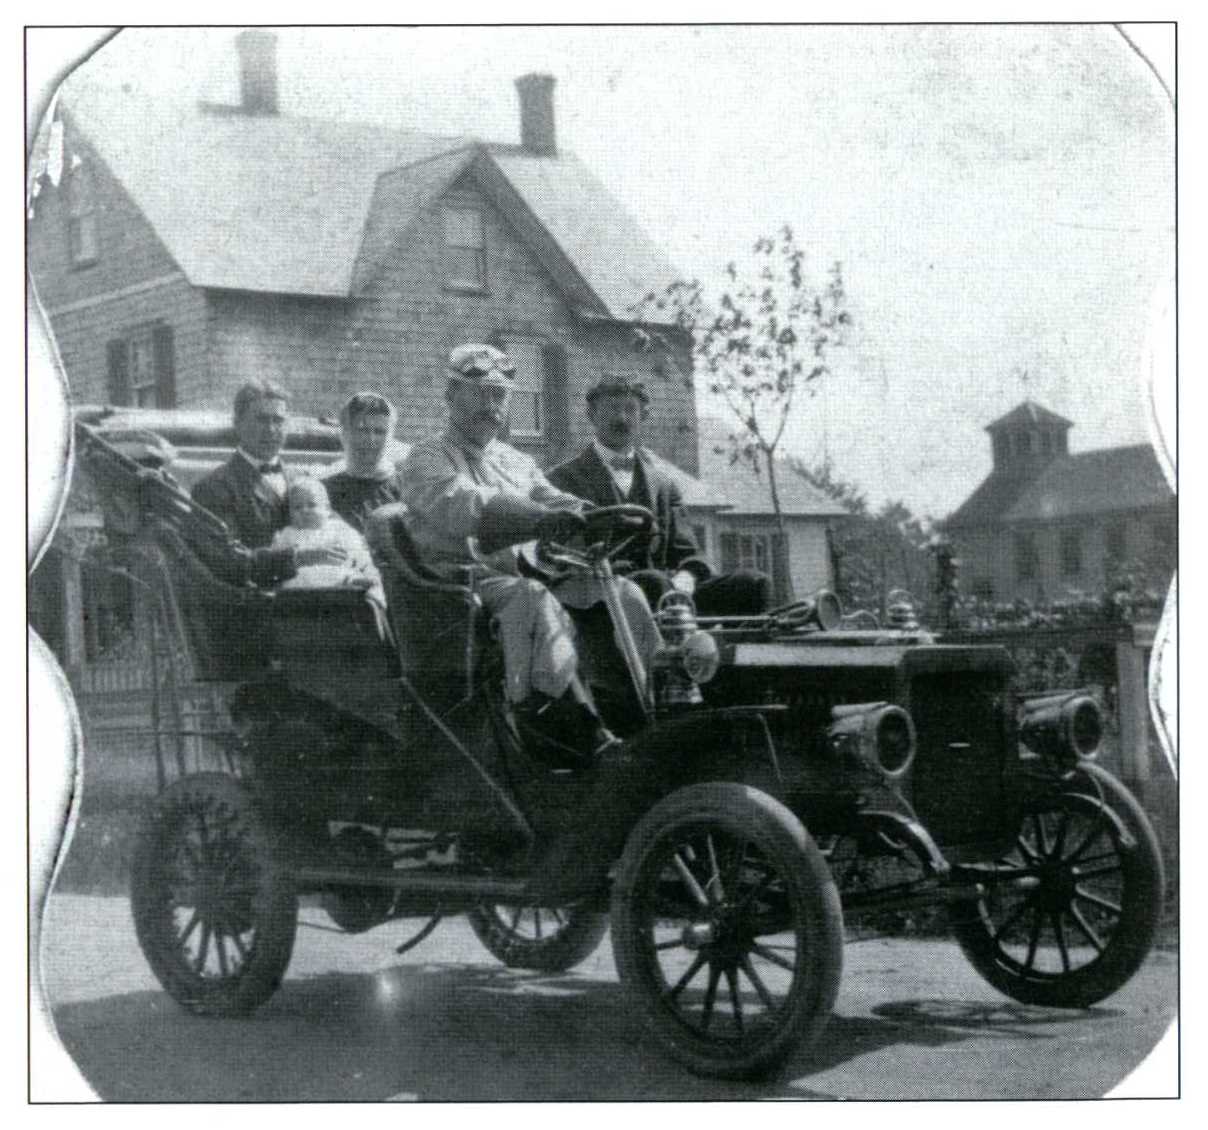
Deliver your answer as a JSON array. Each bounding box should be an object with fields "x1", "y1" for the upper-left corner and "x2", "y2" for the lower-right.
[
  {"x1": 235, "y1": 29, "x2": 279, "y2": 115},
  {"x1": 514, "y1": 73, "x2": 556, "y2": 156}
]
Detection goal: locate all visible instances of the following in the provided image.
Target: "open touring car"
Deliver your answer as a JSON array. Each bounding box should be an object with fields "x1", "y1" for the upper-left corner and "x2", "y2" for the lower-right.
[{"x1": 72, "y1": 413, "x2": 1164, "y2": 1080}]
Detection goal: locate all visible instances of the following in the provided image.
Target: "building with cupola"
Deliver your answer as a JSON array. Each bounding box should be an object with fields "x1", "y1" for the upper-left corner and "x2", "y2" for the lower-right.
[{"x1": 945, "y1": 400, "x2": 1174, "y2": 605}]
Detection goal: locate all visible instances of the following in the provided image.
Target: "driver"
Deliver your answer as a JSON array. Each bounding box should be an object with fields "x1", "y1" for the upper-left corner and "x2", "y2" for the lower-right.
[{"x1": 398, "y1": 344, "x2": 661, "y2": 760}]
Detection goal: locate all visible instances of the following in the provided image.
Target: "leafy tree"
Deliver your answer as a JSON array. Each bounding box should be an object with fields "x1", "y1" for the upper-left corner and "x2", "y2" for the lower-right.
[{"x1": 634, "y1": 226, "x2": 851, "y2": 597}]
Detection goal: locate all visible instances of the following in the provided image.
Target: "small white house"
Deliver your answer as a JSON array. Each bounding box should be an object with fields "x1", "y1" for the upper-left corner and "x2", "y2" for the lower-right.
[{"x1": 671, "y1": 416, "x2": 847, "y2": 602}]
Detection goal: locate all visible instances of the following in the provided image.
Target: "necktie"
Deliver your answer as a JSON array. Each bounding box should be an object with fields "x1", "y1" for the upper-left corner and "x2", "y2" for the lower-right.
[{"x1": 259, "y1": 461, "x2": 284, "y2": 475}]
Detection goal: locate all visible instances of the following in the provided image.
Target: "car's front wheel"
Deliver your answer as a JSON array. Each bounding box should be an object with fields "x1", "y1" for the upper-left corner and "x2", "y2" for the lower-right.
[
  {"x1": 611, "y1": 782, "x2": 843, "y2": 1080},
  {"x1": 951, "y1": 766, "x2": 1164, "y2": 1007}
]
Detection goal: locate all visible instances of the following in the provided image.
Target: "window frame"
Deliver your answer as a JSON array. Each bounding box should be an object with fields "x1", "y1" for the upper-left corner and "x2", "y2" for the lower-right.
[
  {"x1": 65, "y1": 162, "x2": 100, "y2": 268},
  {"x1": 1059, "y1": 528, "x2": 1083, "y2": 578},
  {"x1": 442, "y1": 206, "x2": 487, "y2": 292},
  {"x1": 1014, "y1": 530, "x2": 1038, "y2": 581},
  {"x1": 499, "y1": 337, "x2": 544, "y2": 440}
]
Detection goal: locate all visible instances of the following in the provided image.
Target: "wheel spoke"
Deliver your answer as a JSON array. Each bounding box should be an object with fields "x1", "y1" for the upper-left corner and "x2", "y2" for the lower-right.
[
  {"x1": 725, "y1": 967, "x2": 744, "y2": 1034},
  {"x1": 1052, "y1": 911, "x2": 1072, "y2": 972},
  {"x1": 1032, "y1": 813, "x2": 1053, "y2": 857},
  {"x1": 178, "y1": 908, "x2": 201, "y2": 946},
  {"x1": 991, "y1": 892, "x2": 1039, "y2": 943},
  {"x1": 1023, "y1": 906, "x2": 1043, "y2": 970},
  {"x1": 551, "y1": 907, "x2": 566, "y2": 927},
  {"x1": 1073, "y1": 856, "x2": 1124, "y2": 881},
  {"x1": 534, "y1": 909, "x2": 543, "y2": 940},
  {"x1": 1015, "y1": 833, "x2": 1042, "y2": 865},
  {"x1": 655, "y1": 937, "x2": 685, "y2": 951},
  {"x1": 509, "y1": 905, "x2": 522, "y2": 932},
  {"x1": 705, "y1": 834, "x2": 725, "y2": 903},
  {"x1": 1068, "y1": 905, "x2": 1106, "y2": 954},
  {"x1": 751, "y1": 941, "x2": 796, "y2": 972},
  {"x1": 740, "y1": 954, "x2": 779, "y2": 1013},
  {"x1": 193, "y1": 922, "x2": 212, "y2": 975},
  {"x1": 663, "y1": 952, "x2": 707, "y2": 1001},
  {"x1": 701, "y1": 963, "x2": 721, "y2": 1032},
  {"x1": 1050, "y1": 810, "x2": 1071, "y2": 860},
  {"x1": 672, "y1": 849, "x2": 711, "y2": 909},
  {"x1": 1074, "y1": 886, "x2": 1122, "y2": 916},
  {"x1": 227, "y1": 927, "x2": 249, "y2": 962},
  {"x1": 1065, "y1": 820, "x2": 1109, "y2": 866},
  {"x1": 215, "y1": 931, "x2": 230, "y2": 978}
]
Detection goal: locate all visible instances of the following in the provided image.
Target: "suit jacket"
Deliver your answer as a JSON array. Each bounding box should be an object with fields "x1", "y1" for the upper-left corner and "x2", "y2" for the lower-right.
[
  {"x1": 191, "y1": 453, "x2": 297, "y2": 587},
  {"x1": 547, "y1": 445, "x2": 699, "y2": 572}
]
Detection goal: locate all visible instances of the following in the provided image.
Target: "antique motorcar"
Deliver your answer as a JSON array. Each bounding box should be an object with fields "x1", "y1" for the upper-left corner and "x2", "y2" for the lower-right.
[{"x1": 70, "y1": 410, "x2": 1165, "y2": 1081}]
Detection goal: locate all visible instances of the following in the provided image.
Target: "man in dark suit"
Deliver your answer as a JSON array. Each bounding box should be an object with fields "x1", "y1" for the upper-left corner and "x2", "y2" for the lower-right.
[
  {"x1": 547, "y1": 377, "x2": 771, "y2": 616},
  {"x1": 191, "y1": 380, "x2": 347, "y2": 587}
]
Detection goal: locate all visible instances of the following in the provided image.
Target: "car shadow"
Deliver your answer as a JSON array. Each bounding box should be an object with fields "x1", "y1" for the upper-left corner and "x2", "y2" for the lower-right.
[{"x1": 48, "y1": 962, "x2": 1130, "y2": 1102}]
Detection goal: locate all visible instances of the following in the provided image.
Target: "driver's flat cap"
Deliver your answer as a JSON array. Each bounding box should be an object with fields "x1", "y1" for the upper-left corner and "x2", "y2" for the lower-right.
[
  {"x1": 585, "y1": 376, "x2": 650, "y2": 406},
  {"x1": 447, "y1": 343, "x2": 516, "y2": 387}
]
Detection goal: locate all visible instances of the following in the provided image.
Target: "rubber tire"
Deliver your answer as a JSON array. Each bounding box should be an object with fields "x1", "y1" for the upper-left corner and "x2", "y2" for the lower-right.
[
  {"x1": 611, "y1": 782, "x2": 843, "y2": 1080},
  {"x1": 130, "y1": 773, "x2": 297, "y2": 1016},
  {"x1": 951, "y1": 764, "x2": 1164, "y2": 1008},
  {"x1": 468, "y1": 902, "x2": 609, "y2": 971}
]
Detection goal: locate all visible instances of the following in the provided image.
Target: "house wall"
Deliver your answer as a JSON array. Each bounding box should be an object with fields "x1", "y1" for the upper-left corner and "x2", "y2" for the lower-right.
[
  {"x1": 28, "y1": 121, "x2": 208, "y2": 406},
  {"x1": 205, "y1": 174, "x2": 697, "y2": 473},
  {"x1": 690, "y1": 511, "x2": 833, "y2": 597},
  {"x1": 953, "y1": 504, "x2": 1175, "y2": 604}
]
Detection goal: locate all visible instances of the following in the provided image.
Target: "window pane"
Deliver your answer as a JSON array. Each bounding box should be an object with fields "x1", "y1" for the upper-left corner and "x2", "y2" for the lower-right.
[
  {"x1": 502, "y1": 340, "x2": 543, "y2": 435},
  {"x1": 446, "y1": 245, "x2": 485, "y2": 288},
  {"x1": 1060, "y1": 530, "x2": 1082, "y2": 576},
  {"x1": 443, "y1": 208, "x2": 483, "y2": 248},
  {"x1": 510, "y1": 391, "x2": 542, "y2": 435},
  {"x1": 1015, "y1": 532, "x2": 1036, "y2": 580}
]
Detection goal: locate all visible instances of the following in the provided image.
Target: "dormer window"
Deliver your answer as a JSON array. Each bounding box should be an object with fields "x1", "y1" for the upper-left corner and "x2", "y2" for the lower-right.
[
  {"x1": 66, "y1": 161, "x2": 99, "y2": 267},
  {"x1": 443, "y1": 207, "x2": 486, "y2": 291}
]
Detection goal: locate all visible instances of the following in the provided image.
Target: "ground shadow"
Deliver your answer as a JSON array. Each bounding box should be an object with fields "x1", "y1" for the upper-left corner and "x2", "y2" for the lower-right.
[{"x1": 50, "y1": 955, "x2": 1151, "y2": 1102}]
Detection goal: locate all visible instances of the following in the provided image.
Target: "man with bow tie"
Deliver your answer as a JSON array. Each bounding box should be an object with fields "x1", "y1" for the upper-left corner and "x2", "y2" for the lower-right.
[
  {"x1": 548, "y1": 377, "x2": 771, "y2": 617},
  {"x1": 192, "y1": 380, "x2": 348, "y2": 588}
]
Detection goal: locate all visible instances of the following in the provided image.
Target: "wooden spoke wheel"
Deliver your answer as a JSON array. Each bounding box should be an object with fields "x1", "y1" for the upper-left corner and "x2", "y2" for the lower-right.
[
  {"x1": 468, "y1": 901, "x2": 608, "y2": 972},
  {"x1": 611, "y1": 783, "x2": 843, "y2": 1080},
  {"x1": 951, "y1": 766, "x2": 1163, "y2": 1008},
  {"x1": 130, "y1": 773, "x2": 297, "y2": 1016}
]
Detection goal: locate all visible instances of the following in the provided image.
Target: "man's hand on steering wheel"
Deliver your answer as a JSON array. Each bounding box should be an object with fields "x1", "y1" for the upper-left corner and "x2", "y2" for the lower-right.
[
  {"x1": 534, "y1": 507, "x2": 587, "y2": 544},
  {"x1": 580, "y1": 504, "x2": 657, "y2": 560}
]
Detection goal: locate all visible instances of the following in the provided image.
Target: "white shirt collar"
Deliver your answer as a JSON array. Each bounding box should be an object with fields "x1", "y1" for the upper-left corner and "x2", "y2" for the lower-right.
[{"x1": 593, "y1": 438, "x2": 636, "y2": 466}]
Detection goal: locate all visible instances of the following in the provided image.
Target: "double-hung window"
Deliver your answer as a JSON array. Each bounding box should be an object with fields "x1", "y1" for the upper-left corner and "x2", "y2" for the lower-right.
[{"x1": 443, "y1": 207, "x2": 486, "y2": 290}]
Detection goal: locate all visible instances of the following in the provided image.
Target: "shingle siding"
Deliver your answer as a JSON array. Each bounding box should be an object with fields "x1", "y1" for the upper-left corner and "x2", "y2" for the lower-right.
[
  {"x1": 204, "y1": 177, "x2": 696, "y2": 471},
  {"x1": 28, "y1": 122, "x2": 182, "y2": 312}
]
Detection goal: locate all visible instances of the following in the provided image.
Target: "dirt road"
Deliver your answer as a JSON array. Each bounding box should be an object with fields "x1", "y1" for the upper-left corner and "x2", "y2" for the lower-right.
[{"x1": 36, "y1": 894, "x2": 1176, "y2": 1101}]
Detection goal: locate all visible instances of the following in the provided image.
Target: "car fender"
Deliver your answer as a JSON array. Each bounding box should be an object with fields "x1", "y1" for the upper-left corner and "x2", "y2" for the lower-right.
[{"x1": 523, "y1": 706, "x2": 787, "y2": 904}]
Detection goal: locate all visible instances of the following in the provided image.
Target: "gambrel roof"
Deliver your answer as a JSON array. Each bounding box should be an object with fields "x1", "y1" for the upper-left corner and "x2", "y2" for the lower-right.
[{"x1": 54, "y1": 79, "x2": 680, "y2": 320}]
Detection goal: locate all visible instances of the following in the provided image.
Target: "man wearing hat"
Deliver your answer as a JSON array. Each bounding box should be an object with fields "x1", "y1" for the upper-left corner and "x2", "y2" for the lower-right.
[
  {"x1": 398, "y1": 344, "x2": 660, "y2": 760},
  {"x1": 548, "y1": 377, "x2": 771, "y2": 616}
]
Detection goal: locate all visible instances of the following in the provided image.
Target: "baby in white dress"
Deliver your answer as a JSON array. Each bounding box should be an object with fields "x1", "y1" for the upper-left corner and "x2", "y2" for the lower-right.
[{"x1": 272, "y1": 478, "x2": 386, "y2": 610}]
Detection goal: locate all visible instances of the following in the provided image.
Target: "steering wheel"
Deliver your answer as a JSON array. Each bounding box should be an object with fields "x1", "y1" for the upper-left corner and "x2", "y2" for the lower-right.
[{"x1": 581, "y1": 504, "x2": 656, "y2": 560}]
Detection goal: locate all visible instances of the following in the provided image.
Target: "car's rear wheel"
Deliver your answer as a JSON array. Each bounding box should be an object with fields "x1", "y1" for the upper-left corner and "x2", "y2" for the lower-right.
[
  {"x1": 611, "y1": 783, "x2": 843, "y2": 1080},
  {"x1": 468, "y1": 901, "x2": 609, "y2": 971},
  {"x1": 130, "y1": 773, "x2": 297, "y2": 1016},
  {"x1": 951, "y1": 767, "x2": 1163, "y2": 1007}
]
